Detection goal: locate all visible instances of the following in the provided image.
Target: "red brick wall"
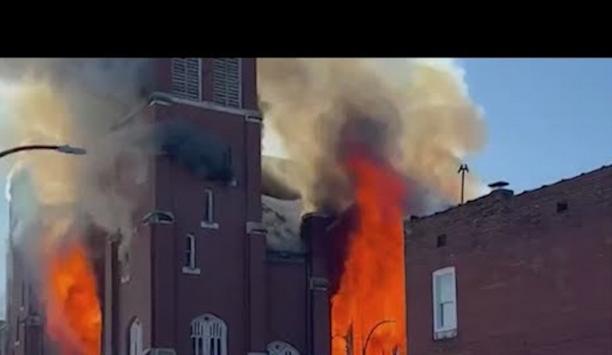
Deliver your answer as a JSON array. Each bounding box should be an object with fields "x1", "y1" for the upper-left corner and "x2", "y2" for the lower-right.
[
  {"x1": 112, "y1": 58, "x2": 264, "y2": 354},
  {"x1": 405, "y1": 166, "x2": 612, "y2": 355},
  {"x1": 302, "y1": 213, "x2": 336, "y2": 355},
  {"x1": 266, "y1": 254, "x2": 308, "y2": 352}
]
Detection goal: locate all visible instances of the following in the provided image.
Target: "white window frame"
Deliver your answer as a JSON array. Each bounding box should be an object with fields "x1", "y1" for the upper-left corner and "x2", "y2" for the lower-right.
[
  {"x1": 432, "y1": 266, "x2": 458, "y2": 340},
  {"x1": 129, "y1": 318, "x2": 143, "y2": 355},
  {"x1": 191, "y1": 314, "x2": 227, "y2": 355},
  {"x1": 267, "y1": 341, "x2": 300, "y2": 355},
  {"x1": 201, "y1": 189, "x2": 219, "y2": 229},
  {"x1": 182, "y1": 234, "x2": 200, "y2": 275},
  {"x1": 171, "y1": 58, "x2": 202, "y2": 102}
]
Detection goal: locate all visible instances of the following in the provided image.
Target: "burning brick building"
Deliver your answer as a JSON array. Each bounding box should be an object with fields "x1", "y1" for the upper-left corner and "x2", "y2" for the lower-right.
[
  {"x1": 404, "y1": 165, "x2": 612, "y2": 354},
  {"x1": 5, "y1": 59, "x2": 336, "y2": 355},
  {"x1": 12, "y1": 57, "x2": 610, "y2": 355}
]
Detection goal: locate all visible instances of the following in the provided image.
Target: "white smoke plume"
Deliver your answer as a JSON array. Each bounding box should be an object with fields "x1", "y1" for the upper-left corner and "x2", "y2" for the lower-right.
[
  {"x1": 258, "y1": 58, "x2": 487, "y2": 215},
  {"x1": 0, "y1": 59, "x2": 154, "y2": 264}
]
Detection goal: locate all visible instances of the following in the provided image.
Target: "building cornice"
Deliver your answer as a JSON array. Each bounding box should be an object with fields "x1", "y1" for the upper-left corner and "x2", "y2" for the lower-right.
[{"x1": 149, "y1": 91, "x2": 262, "y2": 122}]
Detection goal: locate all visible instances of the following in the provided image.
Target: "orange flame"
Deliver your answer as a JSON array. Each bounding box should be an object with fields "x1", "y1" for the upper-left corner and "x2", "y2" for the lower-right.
[
  {"x1": 42, "y1": 241, "x2": 102, "y2": 355},
  {"x1": 331, "y1": 153, "x2": 407, "y2": 355}
]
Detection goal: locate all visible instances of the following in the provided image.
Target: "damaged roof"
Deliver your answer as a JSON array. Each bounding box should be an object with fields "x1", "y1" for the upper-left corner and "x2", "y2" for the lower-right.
[{"x1": 262, "y1": 196, "x2": 304, "y2": 253}]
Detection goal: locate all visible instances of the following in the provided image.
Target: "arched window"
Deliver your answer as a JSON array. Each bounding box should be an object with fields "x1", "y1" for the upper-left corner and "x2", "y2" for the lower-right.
[
  {"x1": 142, "y1": 210, "x2": 175, "y2": 225},
  {"x1": 191, "y1": 313, "x2": 227, "y2": 355},
  {"x1": 129, "y1": 318, "x2": 143, "y2": 355},
  {"x1": 267, "y1": 341, "x2": 300, "y2": 355}
]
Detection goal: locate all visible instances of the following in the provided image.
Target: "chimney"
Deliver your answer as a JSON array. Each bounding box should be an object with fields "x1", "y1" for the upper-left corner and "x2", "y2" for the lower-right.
[{"x1": 488, "y1": 181, "x2": 514, "y2": 198}]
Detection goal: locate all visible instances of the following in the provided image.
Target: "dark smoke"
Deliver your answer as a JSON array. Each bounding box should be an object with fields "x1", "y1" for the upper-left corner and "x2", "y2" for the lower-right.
[
  {"x1": 155, "y1": 121, "x2": 234, "y2": 182},
  {"x1": 258, "y1": 59, "x2": 488, "y2": 214}
]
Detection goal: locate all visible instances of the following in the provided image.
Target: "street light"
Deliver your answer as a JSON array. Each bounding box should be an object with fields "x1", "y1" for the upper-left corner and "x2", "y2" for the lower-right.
[
  {"x1": 56, "y1": 144, "x2": 87, "y2": 155},
  {"x1": 0, "y1": 144, "x2": 87, "y2": 160},
  {"x1": 362, "y1": 320, "x2": 396, "y2": 355}
]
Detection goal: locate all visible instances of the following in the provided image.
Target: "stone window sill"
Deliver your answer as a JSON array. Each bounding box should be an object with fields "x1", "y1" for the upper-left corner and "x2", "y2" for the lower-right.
[
  {"x1": 434, "y1": 328, "x2": 457, "y2": 341},
  {"x1": 200, "y1": 221, "x2": 219, "y2": 230},
  {"x1": 182, "y1": 267, "x2": 201, "y2": 275}
]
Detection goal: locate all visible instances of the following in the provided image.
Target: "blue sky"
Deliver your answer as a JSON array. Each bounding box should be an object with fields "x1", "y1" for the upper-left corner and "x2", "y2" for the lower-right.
[
  {"x1": 462, "y1": 58, "x2": 612, "y2": 193},
  {"x1": 1, "y1": 59, "x2": 612, "y2": 317}
]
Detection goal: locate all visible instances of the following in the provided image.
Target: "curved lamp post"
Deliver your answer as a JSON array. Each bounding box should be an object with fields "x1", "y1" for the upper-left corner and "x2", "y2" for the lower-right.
[
  {"x1": 0, "y1": 144, "x2": 86, "y2": 159},
  {"x1": 362, "y1": 320, "x2": 396, "y2": 355}
]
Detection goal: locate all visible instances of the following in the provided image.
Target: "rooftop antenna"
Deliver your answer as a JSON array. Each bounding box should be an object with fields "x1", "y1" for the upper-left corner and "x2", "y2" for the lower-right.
[{"x1": 457, "y1": 163, "x2": 469, "y2": 204}]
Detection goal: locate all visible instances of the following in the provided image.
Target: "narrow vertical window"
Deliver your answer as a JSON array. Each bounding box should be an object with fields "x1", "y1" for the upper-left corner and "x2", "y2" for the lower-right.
[
  {"x1": 182, "y1": 234, "x2": 200, "y2": 275},
  {"x1": 204, "y1": 189, "x2": 213, "y2": 223},
  {"x1": 433, "y1": 266, "x2": 458, "y2": 340},
  {"x1": 201, "y1": 189, "x2": 219, "y2": 229}
]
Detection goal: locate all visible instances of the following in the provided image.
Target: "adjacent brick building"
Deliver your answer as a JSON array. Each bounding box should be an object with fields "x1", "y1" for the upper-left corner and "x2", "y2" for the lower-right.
[{"x1": 405, "y1": 165, "x2": 612, "y2": 355}]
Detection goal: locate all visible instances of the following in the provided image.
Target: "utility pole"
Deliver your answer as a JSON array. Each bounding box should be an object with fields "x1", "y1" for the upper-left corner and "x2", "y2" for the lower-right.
[{"x1": 457, "y1": 163, "x2": 469, "y2": 204}]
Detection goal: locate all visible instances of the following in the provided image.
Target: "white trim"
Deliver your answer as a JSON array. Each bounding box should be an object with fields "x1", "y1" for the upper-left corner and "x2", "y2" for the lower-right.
[
  {"x1": 245, "y1": 116, "x2": 263, "y2": 124},
  {"x1": 432, "y1": 266, "x2": 458, "y2": 340},
  {"x1": 182, "y1": 266, "x2": 201, "y2": 275},
  {"x1": 149, "y1": 91, "x2": 262, "y2": 118},
  {"x1": 142, "y1": 210, "x2": 175, "y2": 225},
  {"x1": 149, "y1": 98, "x2": 172, "y2": 107},
  {"x1": 201, "y1": 221, "x2": 219, "y2": 230}
]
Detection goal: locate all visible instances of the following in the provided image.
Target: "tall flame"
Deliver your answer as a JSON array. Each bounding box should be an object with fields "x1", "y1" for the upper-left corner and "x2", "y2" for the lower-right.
[
  {"x1": 42, "y1": 240, "x2": 102, "y2": 355},
  {"x1": 331, "y1": 152, "x2": 407, "y2": 355}
]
